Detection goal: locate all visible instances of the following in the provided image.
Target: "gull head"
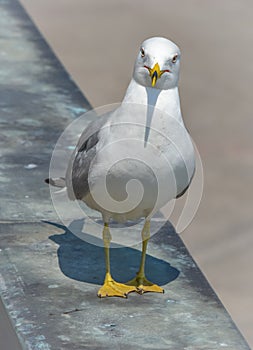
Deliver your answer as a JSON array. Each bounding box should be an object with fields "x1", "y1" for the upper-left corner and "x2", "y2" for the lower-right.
[{"x1": 133, "y1": 37, "x2": 181, "y2": 90}]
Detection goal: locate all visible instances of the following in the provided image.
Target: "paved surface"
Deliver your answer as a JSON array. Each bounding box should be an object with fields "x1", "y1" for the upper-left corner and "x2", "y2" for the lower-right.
[
  {"x1": 0, "y1": 299, "x2": 21, "y2": 350},
  {"x1": 0, "y1": 221, "x2": 250, "y2": 350},
  {"x1": 19, "y1": 0, "x2": 253, "y2": 347},
  {"x1": 0, "y1": 0, "x2": 88, "y2": 348}
]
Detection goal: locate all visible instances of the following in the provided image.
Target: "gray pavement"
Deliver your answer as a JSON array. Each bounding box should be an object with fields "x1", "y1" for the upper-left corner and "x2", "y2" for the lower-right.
[
  {"x1": 0, "y1": 221, "x2": 250, "y2": 350},
  {"x1": 0, "y1": 299, "x2": 21, "y2": 350},
  {"x1": 19, "y1": 0, "x2": 253, "y2": 346}
]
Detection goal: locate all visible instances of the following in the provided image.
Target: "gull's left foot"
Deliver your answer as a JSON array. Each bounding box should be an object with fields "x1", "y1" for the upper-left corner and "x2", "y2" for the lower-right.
[
  {"x1": 98, "y1": 273, "x2": 137, "y2": 298},
  {"x1": 126, "y1": 275, "x2": 164, "y2": 295}
]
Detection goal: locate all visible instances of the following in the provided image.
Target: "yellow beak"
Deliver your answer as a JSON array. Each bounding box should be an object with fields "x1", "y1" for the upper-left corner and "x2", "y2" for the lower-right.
[{"x1": 146, "y1": 62, "x2": 164, "y2": 87}]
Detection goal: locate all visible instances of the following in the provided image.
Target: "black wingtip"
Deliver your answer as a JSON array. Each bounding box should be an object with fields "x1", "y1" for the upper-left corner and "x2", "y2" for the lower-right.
[{"x1": 44, "y1": 177, "x2": 66, "y2": 188}]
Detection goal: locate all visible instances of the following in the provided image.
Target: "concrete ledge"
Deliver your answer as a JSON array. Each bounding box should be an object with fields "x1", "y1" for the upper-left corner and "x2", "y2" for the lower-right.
[
  {"x1": 0, "y1": 0, "x2": 250, "y2": 349},
  {"x1": 0, "y1": 221, "x2": 250, "y2": 350}
]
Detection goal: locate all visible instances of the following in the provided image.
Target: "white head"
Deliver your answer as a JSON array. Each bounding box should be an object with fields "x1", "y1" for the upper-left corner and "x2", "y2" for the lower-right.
[{"x1": 133, "y1": 37, "x2": 181, "y2": 90}]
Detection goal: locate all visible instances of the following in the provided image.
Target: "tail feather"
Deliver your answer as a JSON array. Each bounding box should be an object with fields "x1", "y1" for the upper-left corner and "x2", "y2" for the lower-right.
[{"x1": 45, "y1": 177, "x2": 66, "y2": 188}]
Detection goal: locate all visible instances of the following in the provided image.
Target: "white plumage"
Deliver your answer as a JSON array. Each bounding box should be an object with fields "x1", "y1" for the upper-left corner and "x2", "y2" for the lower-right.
[{"x1": 49, "y1": 37, "x2": 195, "y2": 297}]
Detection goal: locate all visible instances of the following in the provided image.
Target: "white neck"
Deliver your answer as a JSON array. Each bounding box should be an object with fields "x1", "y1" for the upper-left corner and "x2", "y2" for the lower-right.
[{"x1": 122, "y1": 78, "x2": 183, "y2": 123}]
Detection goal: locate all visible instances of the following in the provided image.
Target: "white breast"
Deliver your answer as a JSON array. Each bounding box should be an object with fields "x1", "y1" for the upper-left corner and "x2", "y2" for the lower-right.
[{"x1": 85, "y1": 84, "x2": 195, "y2": 222}]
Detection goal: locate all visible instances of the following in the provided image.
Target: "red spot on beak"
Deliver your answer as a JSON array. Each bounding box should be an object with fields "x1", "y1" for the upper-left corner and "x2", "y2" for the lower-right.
[{"x1": 144, "y1": 66, "x2": 171, "y2": 73}]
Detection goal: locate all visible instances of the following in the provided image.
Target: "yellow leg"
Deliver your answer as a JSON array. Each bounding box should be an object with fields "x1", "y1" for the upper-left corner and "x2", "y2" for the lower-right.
[
  {"x1": 97, "y1": 223, "x2": 137, "y2": 298},
  {"x1": 126, "y1": 220, "x2": 164, "y2": 295}
]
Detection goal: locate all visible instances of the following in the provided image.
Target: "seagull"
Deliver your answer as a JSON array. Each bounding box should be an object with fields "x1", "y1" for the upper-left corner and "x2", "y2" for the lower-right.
[{"x1": 46, "y1": 37, "x2": 195, "y2": 298}]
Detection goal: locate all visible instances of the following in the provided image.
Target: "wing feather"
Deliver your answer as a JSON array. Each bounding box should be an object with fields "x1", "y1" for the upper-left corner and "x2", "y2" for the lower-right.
[{"x1": 66, "y1": 113, "x2": 111, "y2": 200}]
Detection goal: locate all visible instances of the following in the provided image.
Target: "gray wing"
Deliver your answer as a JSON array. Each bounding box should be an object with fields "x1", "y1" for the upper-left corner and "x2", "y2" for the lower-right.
[
  {"x1": 66, "y1": 113, "x2": 111, "y2": 200},
  {"x1": 176, "y1": 167, "x2": 195, "y2": 199}
]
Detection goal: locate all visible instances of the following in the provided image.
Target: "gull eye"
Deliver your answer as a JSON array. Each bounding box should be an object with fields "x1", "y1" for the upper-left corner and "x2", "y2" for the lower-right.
[
  {"x1": 172, "y1": 53, "x2": 178, "y2": 63},
  {"x1": 140, "y1": 47, "x2": 145, "y2": 58}
]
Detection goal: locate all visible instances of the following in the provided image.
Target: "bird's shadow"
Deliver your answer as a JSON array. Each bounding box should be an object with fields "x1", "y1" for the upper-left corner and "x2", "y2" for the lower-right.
[{"x1": 44, "y1": 220, "x2": 179, "y2": 286}]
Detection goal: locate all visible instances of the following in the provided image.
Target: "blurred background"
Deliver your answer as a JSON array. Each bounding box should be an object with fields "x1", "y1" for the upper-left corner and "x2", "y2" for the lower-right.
[{"x1": 20, "y1": 0, "x2": 253, "y2": 347}]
